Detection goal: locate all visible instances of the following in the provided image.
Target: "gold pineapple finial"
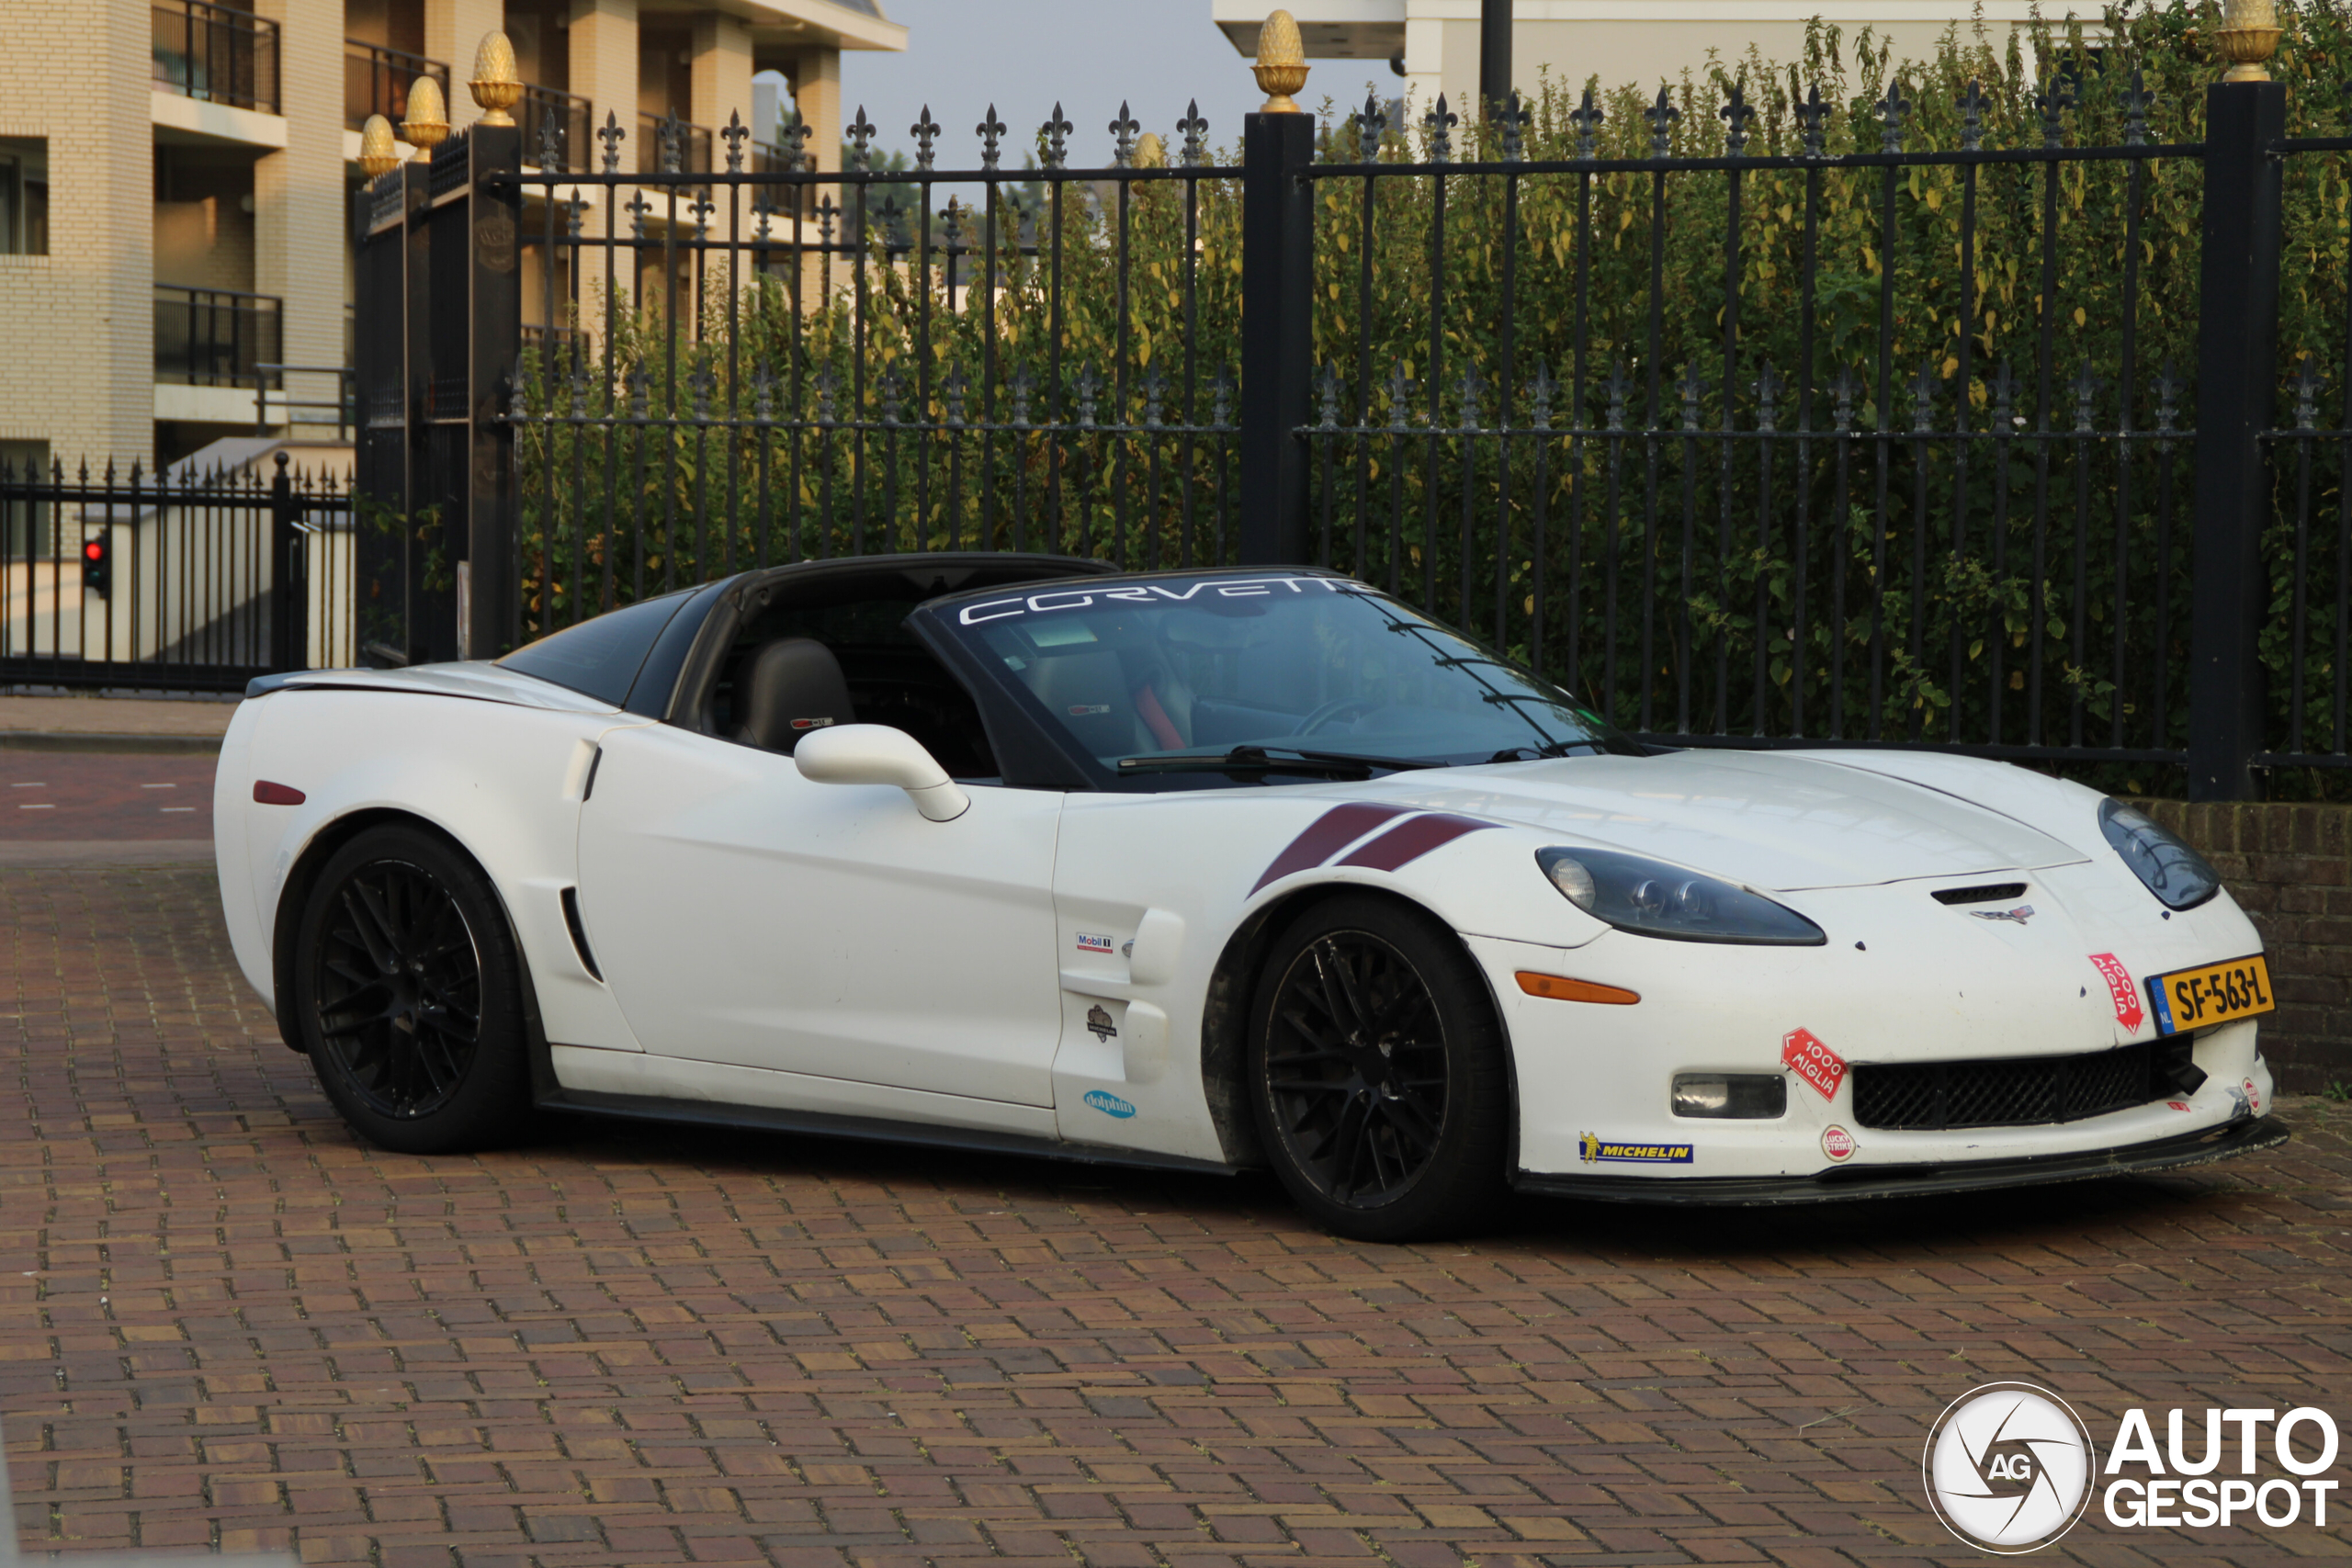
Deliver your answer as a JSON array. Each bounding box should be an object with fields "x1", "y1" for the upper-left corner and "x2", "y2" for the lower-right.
[
  {"x1": 2216, "y1": 0, "x2": 2282, "y2": 83},
  {"x1": 400, "y1": 74, "x2": 449, "y2": 153},
  {"x1": 358, "y1": 114, "x2": 400, "y2": 177},
  {"x1": 469, "y1": 30, "x2": 524, "y2": 126},
  {"x1": 1253, "y1": 10, "x2": 1308, "y2": 114}
]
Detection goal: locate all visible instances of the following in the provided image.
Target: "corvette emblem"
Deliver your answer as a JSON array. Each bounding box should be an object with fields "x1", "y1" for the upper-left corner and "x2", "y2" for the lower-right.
[{"x1": 1971, "y1": 904, "x2": 2036, "y2": 925}]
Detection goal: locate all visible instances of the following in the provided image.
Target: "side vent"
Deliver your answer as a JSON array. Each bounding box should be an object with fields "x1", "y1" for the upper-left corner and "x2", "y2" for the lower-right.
[
  {"x1": 1931, "y1": 882, "x2": 2029, "y2": 906},
  {"x1": 560, "y1": 887, "x2": 603, "y2": 981}
]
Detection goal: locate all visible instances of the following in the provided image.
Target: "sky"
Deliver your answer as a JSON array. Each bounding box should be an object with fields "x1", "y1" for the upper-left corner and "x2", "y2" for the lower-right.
[{"x1": 818, "y1": 0, "x2": 1394, "y2": 170}]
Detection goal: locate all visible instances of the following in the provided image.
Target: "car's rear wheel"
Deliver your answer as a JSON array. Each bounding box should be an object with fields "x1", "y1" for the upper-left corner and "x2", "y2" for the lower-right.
[
  {"x1": 292, "y1": 824, "x2": 529, "y2": 1154},
  {"x1": 1247, "y1": 896, "x2": 1510, "y2": 1241}
]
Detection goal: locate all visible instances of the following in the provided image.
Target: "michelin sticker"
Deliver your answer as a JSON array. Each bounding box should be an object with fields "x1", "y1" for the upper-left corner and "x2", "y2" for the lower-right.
[
  {"x1": 1578, "y1": 1133, "x2": 1693, "y2": 1165},
  {"x1": 1083, "y1": 1089, "x2": 1136, "y2": 1119}
]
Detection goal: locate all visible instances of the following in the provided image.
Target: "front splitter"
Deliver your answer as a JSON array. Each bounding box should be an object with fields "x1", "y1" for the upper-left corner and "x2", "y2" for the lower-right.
[{"x1": 1514, "y1": 1115, "x2": 2290, "y2": 1206}]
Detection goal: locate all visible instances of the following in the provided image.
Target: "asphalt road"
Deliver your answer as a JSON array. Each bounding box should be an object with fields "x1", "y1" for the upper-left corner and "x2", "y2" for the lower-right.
[{"x1": 0, "y1": 752, "x2": 216, "y2": 841}]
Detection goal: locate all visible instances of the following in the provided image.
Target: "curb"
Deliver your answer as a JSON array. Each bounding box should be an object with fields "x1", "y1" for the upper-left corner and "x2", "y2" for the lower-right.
[
  {"x1": 0, "y1": 840, "x2": 215, "y2": 868},
  {"x1": 0, "y1": 731, "x2": 223, "y2": 755}
]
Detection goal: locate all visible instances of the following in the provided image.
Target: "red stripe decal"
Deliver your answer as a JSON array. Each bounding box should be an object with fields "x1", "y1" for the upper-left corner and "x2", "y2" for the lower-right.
[
  {"x1": 1336, "y1": 813, "x2": 1496, "y2": 873},
  {"x1": 1250, "y1": 802, "x2": 1415, "y2": 895}
]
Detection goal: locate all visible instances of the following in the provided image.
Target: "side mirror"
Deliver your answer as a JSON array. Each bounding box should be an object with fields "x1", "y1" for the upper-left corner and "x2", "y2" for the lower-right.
[{"x1": 793, "y1": 724, "x2": 971, "y2": 822}]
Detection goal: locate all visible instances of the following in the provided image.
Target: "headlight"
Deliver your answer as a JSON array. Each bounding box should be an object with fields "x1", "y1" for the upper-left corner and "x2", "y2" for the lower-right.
[
  {"x1": 1536, "y1": 847, "x2": 1826, "y2": 945},
  {"x1": 2098, "y1": 798, "x2": 2221, "y2": 910}
]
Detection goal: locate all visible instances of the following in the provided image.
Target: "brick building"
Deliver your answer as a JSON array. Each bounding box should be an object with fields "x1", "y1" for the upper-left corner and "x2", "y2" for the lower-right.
[{"x1": 0, "y1": 0, "x2": 905, "y2": 479}]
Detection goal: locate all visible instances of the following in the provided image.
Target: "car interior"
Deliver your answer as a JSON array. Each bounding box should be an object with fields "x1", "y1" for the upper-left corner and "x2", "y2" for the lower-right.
[{"x1": 690, "y1": 558, "x2": 1102, "y2": 782}]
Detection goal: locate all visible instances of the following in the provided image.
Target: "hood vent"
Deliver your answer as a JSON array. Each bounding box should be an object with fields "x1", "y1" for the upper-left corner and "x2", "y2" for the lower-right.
[{"x1": 1931, "y1": 882, "x2": 2029, "y2": 906}]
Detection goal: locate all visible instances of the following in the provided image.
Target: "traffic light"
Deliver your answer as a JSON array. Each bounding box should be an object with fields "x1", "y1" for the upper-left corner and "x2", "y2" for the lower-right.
[{"x1": 82, "y1": 534, "x2": 110, "y2": 599}]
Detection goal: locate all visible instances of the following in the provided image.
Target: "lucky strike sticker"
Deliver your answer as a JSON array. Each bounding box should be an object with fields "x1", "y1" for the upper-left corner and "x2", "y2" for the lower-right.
[
  {"x1": 1821, "y1": 1125, "x2": 1858, "y2": 1162},
  {"x1": 2245, "y1": 1077, "x2": 2264, "y2": 1115},
  {"x1": 2089, "y1": 953, "x2": 2145, "y2": 1032},
  {"x1": 1781, "y1": 1028, "x2": 1847, "y2": 1101}
]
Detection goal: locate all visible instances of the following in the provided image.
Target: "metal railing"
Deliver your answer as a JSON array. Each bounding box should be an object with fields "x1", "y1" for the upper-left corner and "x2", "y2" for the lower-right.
[
  {"x1": 345, "y1": 40, "x2": 448, "y2": 132},
  {"x1": 635, "y1": 112, "x2": 713, "y2": 175},
  {"x1": 154, "y1": 285, "x2": 281, "y2": 389},
  {"x1": 522, "y1": 85, "x2": 593, "y2": 173},
  {"x1": 254, "y1": 364, "x2": 355, "y2": 442},
  {"x1": 1, "y1": 456, "x2": 354, "y2": 692},
  {"x1": 151, "y1": 0, "x2": 278, "y2": 115}
]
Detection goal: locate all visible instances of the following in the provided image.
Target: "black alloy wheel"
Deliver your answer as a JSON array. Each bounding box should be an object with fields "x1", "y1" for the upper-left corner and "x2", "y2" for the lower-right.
[
  {"x1": 294, "y1": 825, "x2": 530, "y2": 1154},
  {"x1": 1249, "y1": 896, "x2": 1509, "y2": 1241}
]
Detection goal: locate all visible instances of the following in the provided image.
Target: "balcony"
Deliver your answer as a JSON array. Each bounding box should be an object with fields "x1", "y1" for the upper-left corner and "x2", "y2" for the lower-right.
[
  {"x1": 345, "y1": 40, "x2": 448, "y2": 133},
  {"x1": 155, "y1": 285, "x2": 281, "y2": 390},
  {"x1": 152, "y1": 1, "x2": 278, "y2": 115},
  {"x1": 523, "y1": 85, "x2": 593, "y2": 174},
  {"x1": 636, "y1": 113, "x2": 713, "y2": 176}
]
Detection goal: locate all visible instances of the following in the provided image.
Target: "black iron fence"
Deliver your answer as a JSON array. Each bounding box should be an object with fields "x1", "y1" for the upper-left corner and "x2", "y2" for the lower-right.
[
  {"x1": 345, "y1": 35, "x2": 2352, "y2": 799},
  {"x1": 345, "y1": 41, "x2": 447, "y2": 133},
  {"x1": 1, "y1": 456, "x2": 355, "y2": 693}
]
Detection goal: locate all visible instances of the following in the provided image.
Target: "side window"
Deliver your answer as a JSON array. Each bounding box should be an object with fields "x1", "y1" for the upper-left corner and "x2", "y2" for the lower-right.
[{"x1": 0, "y1": 139, "x2": 47, "y2": 256}]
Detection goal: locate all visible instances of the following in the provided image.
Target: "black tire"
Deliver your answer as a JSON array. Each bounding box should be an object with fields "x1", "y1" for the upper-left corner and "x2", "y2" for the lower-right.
[
  {"x1": 1246, "y1": 895, "x2": 1510, "y2": 1242},
  {"x1": 290, "y1": 823, "x2": 530, "y2": 1155}
]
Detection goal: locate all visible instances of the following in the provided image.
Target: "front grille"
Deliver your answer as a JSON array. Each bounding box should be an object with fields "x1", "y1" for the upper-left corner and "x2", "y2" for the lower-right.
[{"x1": 1852, "y1": 1041, "x2": 2185, "y2": 1131}]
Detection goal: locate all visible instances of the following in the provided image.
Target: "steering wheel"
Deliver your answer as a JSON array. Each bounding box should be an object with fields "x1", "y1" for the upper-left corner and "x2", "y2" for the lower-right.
[{"x1": 1291, "y1": 696, "x2": 1375, "y2": 736}]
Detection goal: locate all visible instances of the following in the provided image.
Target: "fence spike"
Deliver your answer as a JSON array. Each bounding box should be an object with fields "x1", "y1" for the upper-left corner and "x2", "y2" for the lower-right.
[
  {"x1": 2155, "y1": 360, "x2": 2179, "y2": 432},
  {"x1": 1679, "y1": 363, "x2": 1705, "y2": 432},
  {"x1": 1645, "y1": 88, "x2": 1679, "y2": 157},
  {"x1": 1424, "y1": 94, "x2": 1457, "y2": 163},
  {"x1": 1316, "y1": 362, "x2": 1342, "y2": 429},
  {"x1": 1179, "y1": 100, "x2": 1209, "y2": 166},
  {"x1": 1528, "y1": 361, "x2": 1555, "y2": 430},
  {"x1": 912, "y1": 105, "x2": 941, "y2": 169},
  {"x1": 781, "y1": 115, "x2": 811, "y2": 172},
  {"x1": 1754, "y1": 362, "x2": 1781, "y2": 432},
  {"x1": 940, "y1": 196, "x2": 965, "y2": 253},
  {"x1": 1212, "y1": 367, "x2": 1236, "y2": 428},
  {"x1": 659, "y1": 113, "x2": 683, "y2": 174},
  {"x1": 752, "y1": 192, "x2": 775, "y2": 243},
  {"x1": 2072, "y1": 359, "x2": 2103, "y2": 433},
  {"x1": 752, "y1": 364, "x2": 775, "y2": 423},
  {"x1": 1720, "y1": 81, "x2": 1753, "y2": 157},
  {"x1": 1355, "y1": 91, "x2": 1386, "y2": 162},
  {"x1": 879, "y1": 368, "x2": 906, "y2": 426},
  {"x1": 1911, "y1": 360, "x2": 1939, "y2": 433},
  {"x1": 1074, "y1": 363, "x2": 1102, "y2": 427},
  {"x1": 1498, "y1": 89, "x2": 1530, "y2": 162},
  {"x1": 1141, "y1": 363, "x2": 1168, "y2": 429},
  {"x1": 845, "y1": 107, "x2": 876, "y2": 172},
  {"x1": 1797, "y1": 83, "x2": 1828, "y2": 158},
  {"x1": 565, "y1": 194, "x2": 588, "y2": 238},
  {"x1": 1386, "y1": 363, "x2": 1415, "y2": 427},
  {"x1": 1604, "y1": 363, "x2": 1631, "y2": 432},
  {"x1": 598, "y1": 109, "x2": 625, "y2": 175},
  {"x1": 1042, "y1": 102, "x2": 1074, "y2": 168},
  {"x1": 978, "y1": 105, "x2": 1006, "y2": 169},
  {"x1": 1958, "y1": 79, "x2": 1988, "y2": 152},
  {"x1": 1571, "y1": 87, "x2": 1605, "y2": 161},
  {"x1": 1111, "y1": 101, "x2": 1139, "y2": 167},
  {"x1": 1833, "y1": 368, "x2": 1858, "y2": 433},
  {"x1": 2038, "y1": 77, "x2": 2074, "y2": 151},
  {"x1": 944, "y1": 362, "x2": 969, "y2": 426},
  {"x1": 2122, "y1": 66, "x2": 2154, "y2": 147},
  {"x1": 2294, "y1": 356, "x2": 2325, "y2": 429},
  {"x1": 1455, "y1": 363, "x2": 1481, "y2": 430},
  {"x1": 537, "y1": 117, "x2": 563, "y2": 173},
  {"x1": 690, "y1": 190, "x2": 715, "y2": 241},
  {"x1": 721, "y1": 108, "x2": 747, "y2": 173},
  {"x1": 814, "y1": 368, "x2": 839, "y2": 423},
  {"x1": 626, "y1": 192, "x2": 651, "y2": 239},
  {"x1": 1877, "y1": 81, "x2": 1912, "y2": 154}
]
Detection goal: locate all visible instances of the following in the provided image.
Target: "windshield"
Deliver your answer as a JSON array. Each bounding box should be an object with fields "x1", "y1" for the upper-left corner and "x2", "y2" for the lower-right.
[{"x1": 933, "y1": 572, "x2": 1639, "y2": 784}]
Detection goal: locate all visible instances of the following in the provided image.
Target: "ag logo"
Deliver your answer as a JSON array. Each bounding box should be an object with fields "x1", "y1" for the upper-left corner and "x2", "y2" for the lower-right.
[{"x1": 1923, "y1": 1382, "x2": 2095, "y2": 1552}]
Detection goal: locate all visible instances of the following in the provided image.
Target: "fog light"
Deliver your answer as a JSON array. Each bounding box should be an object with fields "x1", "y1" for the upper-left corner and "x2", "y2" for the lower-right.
[{"x1": 1672, "y1": 1073, "x2": 1787, "y2": 1119}]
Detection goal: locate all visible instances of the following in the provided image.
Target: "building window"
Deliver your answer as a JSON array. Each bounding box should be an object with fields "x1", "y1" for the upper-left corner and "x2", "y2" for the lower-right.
[{"x1": 0, "y1": 138, "x2": 49, "y2": 256}]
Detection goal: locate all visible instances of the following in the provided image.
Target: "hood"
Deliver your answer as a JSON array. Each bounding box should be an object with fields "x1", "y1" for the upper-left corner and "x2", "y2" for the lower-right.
[
  {"x1": 1358, "y1": 748, "x2": 2085, "y2": 891},
  {"x1": 247, "y1": 661, "x2": 620, "y2": 714}
]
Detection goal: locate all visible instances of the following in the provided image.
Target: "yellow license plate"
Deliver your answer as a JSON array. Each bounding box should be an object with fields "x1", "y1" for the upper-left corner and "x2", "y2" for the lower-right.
[{"x1": 2146, "y1": 953, "x2": 2275, "y2": 1036}]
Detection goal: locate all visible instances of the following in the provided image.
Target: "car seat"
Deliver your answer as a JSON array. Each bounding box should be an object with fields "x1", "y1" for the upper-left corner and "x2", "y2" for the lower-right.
[{"x1": 735, "y1": 637, "x2": 856, "y2": 754}]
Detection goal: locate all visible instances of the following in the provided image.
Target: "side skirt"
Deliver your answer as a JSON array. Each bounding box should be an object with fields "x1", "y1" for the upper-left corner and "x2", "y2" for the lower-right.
[
  {"x1": 1515, "y1": 1115, "x2": 2291, "y2": 1207},
  {"x1": 537, "y1": 1085, "x2": 1243, "y2": 1179}
]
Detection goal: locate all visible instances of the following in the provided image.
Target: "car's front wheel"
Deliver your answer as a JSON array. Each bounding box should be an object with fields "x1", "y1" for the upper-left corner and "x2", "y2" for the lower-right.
[
  {"x1": 1247, "y1": 896, "x2": 1510, "y2": 1241},
  {"x1": 291, "y1": 823, "x2": 529, "y2": 1154}
]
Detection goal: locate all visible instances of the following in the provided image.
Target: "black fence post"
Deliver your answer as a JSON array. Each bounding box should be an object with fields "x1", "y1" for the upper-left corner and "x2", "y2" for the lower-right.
[
  {"x1": 466, "y1": 121, "x2": 523, "y2": 659},
  {"x1": 2188, "y1": 79, "x2": 2285, "y2": 801},
  {"x1": 1238, "y1": 108, "x2": 1316, "y2": 567},
  {"x1": 267, "y1": 450, "x2": 306, "y2": 670}
]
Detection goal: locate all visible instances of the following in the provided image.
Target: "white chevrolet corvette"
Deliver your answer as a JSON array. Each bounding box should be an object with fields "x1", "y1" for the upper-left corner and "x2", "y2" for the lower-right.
[{"x1": 214, "y1": 556, "x2": 2286, "y2": 1240}]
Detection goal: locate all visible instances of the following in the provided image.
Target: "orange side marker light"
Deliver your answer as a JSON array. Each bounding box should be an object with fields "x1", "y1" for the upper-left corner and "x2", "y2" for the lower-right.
[
  {"x1": 1516, "y1": 971, "x2": 1639, "y2": 1005},
  {"x1": 253, "y1": 781, "x2": 305, "y2": 806}
]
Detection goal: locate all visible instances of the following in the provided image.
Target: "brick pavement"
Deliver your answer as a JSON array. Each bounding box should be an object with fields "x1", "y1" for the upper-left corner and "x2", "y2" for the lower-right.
[{"x1": 2, "y1": 866, "x2": 2349, "y2": 1567}]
